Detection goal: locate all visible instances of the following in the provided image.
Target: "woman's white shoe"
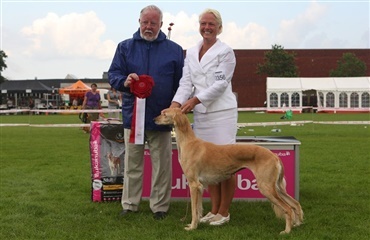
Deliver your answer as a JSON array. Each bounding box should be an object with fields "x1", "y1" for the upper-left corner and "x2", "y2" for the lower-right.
[
  {"x1": 199, "y1": 212, "x2": 216, "y2": 223},
  {"x1": 209, "y1": 213, "x2": 230, "y2": 226}
]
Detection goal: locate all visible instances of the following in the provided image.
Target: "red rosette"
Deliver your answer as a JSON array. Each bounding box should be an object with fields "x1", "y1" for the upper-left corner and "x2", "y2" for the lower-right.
[{"x1": 130, "y1": 75, "x2": 155, "y2": 98}]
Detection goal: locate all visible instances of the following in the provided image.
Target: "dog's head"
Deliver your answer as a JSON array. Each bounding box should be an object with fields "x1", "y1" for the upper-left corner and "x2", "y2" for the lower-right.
[{"x1": 154, "y1": 108, "x2": 182, "y2": 126}]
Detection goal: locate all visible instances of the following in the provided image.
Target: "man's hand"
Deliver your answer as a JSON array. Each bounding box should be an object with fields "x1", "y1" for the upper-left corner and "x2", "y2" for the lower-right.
[{"x1": 124, "y1": 73, "x2": 139, "y2": 87}]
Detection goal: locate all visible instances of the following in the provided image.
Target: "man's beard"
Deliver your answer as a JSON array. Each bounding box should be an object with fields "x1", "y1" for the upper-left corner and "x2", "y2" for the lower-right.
[{"x1": 140, "y1": 30, "x2": 160, "y2": 42}]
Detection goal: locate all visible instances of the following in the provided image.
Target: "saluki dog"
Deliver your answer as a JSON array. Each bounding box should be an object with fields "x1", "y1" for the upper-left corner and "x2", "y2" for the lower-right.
[{"x1": 154, "y1": 108, "x2": 303, "y2": 234}]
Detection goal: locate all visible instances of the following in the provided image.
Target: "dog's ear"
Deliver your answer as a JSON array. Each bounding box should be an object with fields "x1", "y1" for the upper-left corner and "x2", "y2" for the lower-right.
[
  {"x1": 172, "y1": 110, "x2": 179, "y2": 123},
  {"x1": 161, "y1": 109, "x2": 167, "y2": 116},
  {"x1": 173, "y1": 110, "x2": 188, "y2": 129}
]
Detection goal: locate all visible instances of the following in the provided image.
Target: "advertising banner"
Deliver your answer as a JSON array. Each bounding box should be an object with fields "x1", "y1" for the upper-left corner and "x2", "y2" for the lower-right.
[{"x1": 142, "y1": 147, "x2": 297, "y2": 200}]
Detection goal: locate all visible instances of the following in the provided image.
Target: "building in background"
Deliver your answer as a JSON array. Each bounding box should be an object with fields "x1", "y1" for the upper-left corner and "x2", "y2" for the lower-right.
[{"x1": 1, "y1": 49, "x2": 369, "y2": 110}]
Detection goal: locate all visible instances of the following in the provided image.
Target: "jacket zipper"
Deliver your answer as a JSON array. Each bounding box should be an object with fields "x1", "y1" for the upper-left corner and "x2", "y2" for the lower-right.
[{"x1": 146, "y1": 42, "x2": 151, "y2": 74}]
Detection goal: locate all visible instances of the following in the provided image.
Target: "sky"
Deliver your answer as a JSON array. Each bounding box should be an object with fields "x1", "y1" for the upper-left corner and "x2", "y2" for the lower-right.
[{"x1": 1, "y1": 0, "x2": 369, "y2": 80}]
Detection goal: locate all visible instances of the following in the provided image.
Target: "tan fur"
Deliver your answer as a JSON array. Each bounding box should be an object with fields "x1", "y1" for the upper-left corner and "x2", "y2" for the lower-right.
[
  {"x1": 155, "y1": 108, "x2": 303, "y2": 234},
  {"x1": 107, "y1": 152, "x2": 120, "y2": 176}
]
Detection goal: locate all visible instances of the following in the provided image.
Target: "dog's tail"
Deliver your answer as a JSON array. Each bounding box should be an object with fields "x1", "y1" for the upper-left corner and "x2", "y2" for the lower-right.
[
  {"x1": 272, "y1": 158, "x2": 304, "y2": 226},
  {"x1": 272, "y1": 159, "x2": 287, "y2": 219}
]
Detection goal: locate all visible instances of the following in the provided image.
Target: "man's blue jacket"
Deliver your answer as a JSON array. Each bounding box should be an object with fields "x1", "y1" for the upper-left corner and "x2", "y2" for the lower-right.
[{"x1": 108, "y1": 29, "x2": 184, "y2": 131}]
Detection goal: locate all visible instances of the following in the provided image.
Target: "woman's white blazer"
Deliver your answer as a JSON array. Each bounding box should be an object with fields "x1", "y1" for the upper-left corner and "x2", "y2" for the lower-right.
[{"x1": 173, "y1": 39, "x2": 237, "y2": 113}]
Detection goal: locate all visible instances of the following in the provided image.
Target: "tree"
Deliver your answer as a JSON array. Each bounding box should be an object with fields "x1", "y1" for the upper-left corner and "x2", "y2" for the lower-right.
[
  {"x1": 0, "y1": 50, "x2": 8, "y2": 83},
  {"x1": 256, "y1": 44, "x2": 298, "y2": 77},
  {"x1": 329, "y1": 52, "x2": 367, "y2": 77}
]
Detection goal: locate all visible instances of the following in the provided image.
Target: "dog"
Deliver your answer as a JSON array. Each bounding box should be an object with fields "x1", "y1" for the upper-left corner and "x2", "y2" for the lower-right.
[
  {"x1": 106, "y1": 140, "x2": 124, "y2": 176},
  {"x1": 154, "y1": 108, "x2": 303, "y2": 234},
  {"x1": 106, "y1": 152, "x2": 120, "y2": 176}
]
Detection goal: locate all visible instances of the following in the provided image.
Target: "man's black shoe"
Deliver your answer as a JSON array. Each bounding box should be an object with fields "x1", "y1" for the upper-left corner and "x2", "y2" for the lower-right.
[
  {"x1": 119, "y1": 209, "x2": 133, "y2": 217},
  {"x1": 153, "y1": 211, "x2": 167, "y2": 220}
]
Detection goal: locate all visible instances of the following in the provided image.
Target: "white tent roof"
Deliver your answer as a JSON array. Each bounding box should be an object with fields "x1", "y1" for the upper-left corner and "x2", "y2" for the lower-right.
[{"x1": 267, "y1": 77, "x2": 370, "y2": 92}]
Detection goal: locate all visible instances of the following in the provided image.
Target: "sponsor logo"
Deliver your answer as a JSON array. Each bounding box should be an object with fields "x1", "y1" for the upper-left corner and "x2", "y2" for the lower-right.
[
  {"x1": 115, "y1": 132, "x2": 124, "y2": 142},
  {"x1": 92, "y1": 140, "x2": 100, "y2": 178},
  {"x1": 274, "y1": 151, "x2": 291, "y2": 157},
  {"x1": 92, "y1": 180, "x2": 103, "y2": 190},
  {"x1": 172, "y1": 174, "x2": 259, "y2": 191}
]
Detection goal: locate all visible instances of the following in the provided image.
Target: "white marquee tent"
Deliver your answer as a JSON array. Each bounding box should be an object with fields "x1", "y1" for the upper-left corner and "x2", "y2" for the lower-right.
[{"x1": 266, "y1": 77, "x2": 370, "y2": 113}]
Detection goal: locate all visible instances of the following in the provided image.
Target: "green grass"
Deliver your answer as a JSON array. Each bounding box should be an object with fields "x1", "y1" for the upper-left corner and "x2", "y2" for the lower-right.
[{"x1": 0, "y1": 113, "x2": 369, "y2": 239}]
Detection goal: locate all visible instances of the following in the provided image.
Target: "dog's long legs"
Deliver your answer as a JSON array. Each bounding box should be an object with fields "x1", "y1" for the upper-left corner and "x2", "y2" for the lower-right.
[
  {"x1": 257, "y1": 181, "x2": 294, "y2": 234},
  {"x1": 273, "y1": 161, "x2": 304, "y2": 227},
  {"x1": 276, "y1": 179, "x2": 304, "y2": 226},
  {"x1": 197, "y1": 186, "x2": 204, "y2": 221},
  {"x1": 185, "y1": 180, "x2": 203, "y2": 231}
]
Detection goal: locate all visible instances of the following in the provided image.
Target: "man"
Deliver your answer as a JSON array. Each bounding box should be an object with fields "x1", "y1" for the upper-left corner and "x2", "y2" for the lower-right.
[{"x1": 108, "y1": 5, "x2": 184, "y2": 220}]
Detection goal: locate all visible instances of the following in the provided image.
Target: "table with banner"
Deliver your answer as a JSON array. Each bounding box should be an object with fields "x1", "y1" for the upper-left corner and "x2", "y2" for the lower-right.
[
  {"x1": 142, "y1": 136, "x2": 301, "y2": 201},
  {"x1": 89, "y1": 121, "x2": 301, "y2": 202}
]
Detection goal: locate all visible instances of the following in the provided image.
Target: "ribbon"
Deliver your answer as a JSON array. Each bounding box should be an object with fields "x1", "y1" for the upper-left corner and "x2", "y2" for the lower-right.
[
  {"x1": 130, "y1": 75, "x2": 155, "y2": 99},
  {"x1": 129, "y1": 75, "x2": 155, "y2": 144}
]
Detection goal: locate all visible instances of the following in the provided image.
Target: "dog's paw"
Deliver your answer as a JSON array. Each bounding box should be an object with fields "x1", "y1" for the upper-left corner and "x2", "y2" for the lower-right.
[
  {"x1": 293, "y1": 220, "x2": 303, "y2": 227},
  {"x1": 279, "y1": 230, "x2": 290, "y2": 235},
  {"x1": 184, "y1": 224, "x2": 196, "y2": 231}
]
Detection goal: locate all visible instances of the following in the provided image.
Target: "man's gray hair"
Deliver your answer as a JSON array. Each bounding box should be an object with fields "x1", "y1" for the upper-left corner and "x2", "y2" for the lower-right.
[{"x1": 140, "y1": 5, "x2": 163, "y2": 22}]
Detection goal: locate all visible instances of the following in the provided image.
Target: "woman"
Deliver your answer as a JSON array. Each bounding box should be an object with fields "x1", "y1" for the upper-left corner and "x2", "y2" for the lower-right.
[
  {"x1": 107, "y1": 87, "x2": 122, "y2": 119},
  {"x1": 170, "y1": 8, "x2": 238, "y2": 226},
  {"x1": 72, "y1": 98, "x2": 79, "y2": 109},
  {"x1": 82, "y1": 83, "x2": 101, "y2": 123}
]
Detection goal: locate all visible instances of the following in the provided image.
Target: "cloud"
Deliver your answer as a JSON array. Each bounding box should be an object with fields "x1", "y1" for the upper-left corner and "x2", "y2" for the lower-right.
[
  {"x1": 163, "y1": 11, "x2": 270, "y2": 49},
  {"x1": 163, "y1": 11, "x2": 199, "y2": 49},
  {"x1": 163, "y1": 2, "x2": 329, "y2": 50},
  {"x1": 276, "y1": 1, "x2": 328, "y2": 48},
  {"x1": 221, "y1": 22, "x2": 270, "y2": 49},
  {"x1": 21, "y1": 11, "x2": 116, "y2": 60},
  {"x1": 304, "y1": 32, "x2": 348, "y2": 48}
]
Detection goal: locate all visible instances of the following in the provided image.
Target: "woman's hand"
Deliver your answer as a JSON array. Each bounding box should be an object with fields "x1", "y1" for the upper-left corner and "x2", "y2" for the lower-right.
[
  {"x1": 180, "y1": 97, "x2": 200, "y2": 113},
  {"x1": 169, "y1": 102, "x2": 181, "y2": 108}
]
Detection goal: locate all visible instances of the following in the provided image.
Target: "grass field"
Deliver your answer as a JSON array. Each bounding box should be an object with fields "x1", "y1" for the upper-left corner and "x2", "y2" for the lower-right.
[{"x1": 0, "y1": 112, "x2": 369, "y2": 239}]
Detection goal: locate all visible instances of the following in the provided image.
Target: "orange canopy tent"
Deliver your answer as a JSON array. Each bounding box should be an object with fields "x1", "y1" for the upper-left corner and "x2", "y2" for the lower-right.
[{"x1": 59, "y1": 80, "x2": 91, "y2": 98}]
